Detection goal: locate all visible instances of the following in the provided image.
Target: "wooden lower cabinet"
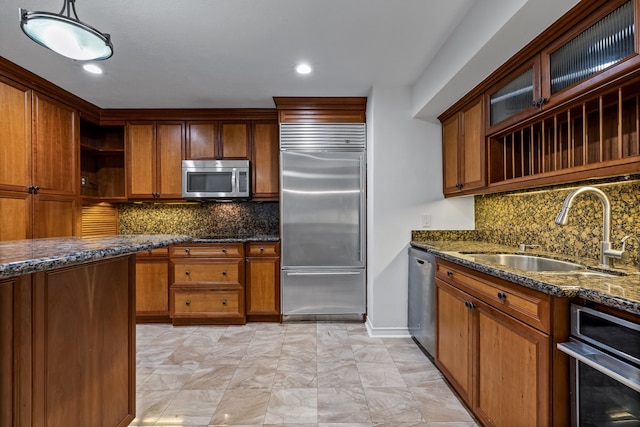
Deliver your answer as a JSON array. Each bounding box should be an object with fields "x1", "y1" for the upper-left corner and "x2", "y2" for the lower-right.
[
  {"x1": 170, "y1": 243, "x2": 246, "y2": 325},
  {"x1": 246, "y1": 242, "x2": 280, "y2": 321},
  {"x1": 1, "y1": 256, "x2": 136, "y2": 426},
  {"x1": 435, "y1": 258, "x2": 567, "y2": 427},
  {"x1": 136, "y1": 247, "x2": 170, "y2": 322}
]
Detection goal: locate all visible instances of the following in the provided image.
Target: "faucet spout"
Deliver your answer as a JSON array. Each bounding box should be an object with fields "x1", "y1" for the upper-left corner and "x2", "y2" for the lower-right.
[{"x1": 555, "y1": 186, "x2": 612, "y2": 266}]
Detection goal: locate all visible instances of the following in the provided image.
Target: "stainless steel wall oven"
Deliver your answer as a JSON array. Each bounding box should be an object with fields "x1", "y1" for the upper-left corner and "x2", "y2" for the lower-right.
[{"x1": 558, "y1": 304, "x2": 640, "y2": 426}]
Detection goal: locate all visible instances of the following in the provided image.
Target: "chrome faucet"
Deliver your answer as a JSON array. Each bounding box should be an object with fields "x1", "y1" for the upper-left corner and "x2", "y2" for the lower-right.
[{"x1": 555, "y1": 186, "x2": 626, "y2": 267}]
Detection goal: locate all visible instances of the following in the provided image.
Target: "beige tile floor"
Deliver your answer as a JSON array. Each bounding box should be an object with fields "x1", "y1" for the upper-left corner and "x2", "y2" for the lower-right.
[{"x1": 133, "y1": 322, "x2": 478, "y2": 427}]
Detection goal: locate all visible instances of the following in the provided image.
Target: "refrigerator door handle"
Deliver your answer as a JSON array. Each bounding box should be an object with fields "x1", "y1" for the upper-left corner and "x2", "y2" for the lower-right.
[{"x1": 285, "y1": 271, "x2": 362, "y2": 276}]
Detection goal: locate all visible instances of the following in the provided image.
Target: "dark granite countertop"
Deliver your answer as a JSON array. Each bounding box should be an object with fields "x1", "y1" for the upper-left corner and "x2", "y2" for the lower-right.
[
  {"x1": 410, "y1": 240, "x2": 640, "y2": 315},
  {"x1": 0, "y1": 235, "x2": 192, "y2": 279},
  {"x1": 190, "y1": 234, "x2": 280, "y2": 243}
]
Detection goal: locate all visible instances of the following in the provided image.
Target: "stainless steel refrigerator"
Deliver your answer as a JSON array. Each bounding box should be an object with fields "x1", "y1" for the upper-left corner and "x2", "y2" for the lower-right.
[{"x1": 280, "y1": 123, "x2": 366, "y2": 318}]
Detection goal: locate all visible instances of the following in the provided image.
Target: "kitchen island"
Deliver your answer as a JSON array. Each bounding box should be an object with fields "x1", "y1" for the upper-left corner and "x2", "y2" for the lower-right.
[{"x1": 0, "y1": 234, "x2": 190, "y2": 427}]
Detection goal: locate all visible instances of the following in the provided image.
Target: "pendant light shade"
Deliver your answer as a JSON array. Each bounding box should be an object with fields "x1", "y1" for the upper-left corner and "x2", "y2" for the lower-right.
[{"x1": 20, "y1": 0, "x2": 113, "y2": 61}]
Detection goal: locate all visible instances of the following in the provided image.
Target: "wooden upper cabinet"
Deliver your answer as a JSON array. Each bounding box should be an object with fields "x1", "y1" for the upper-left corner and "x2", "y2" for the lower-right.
[
  {"x1": 442, "y1": 115, "x2": 461, "y2": 194},
  {"x1": 126, "y1": 121, "x2": 184, "y2": 199},
  {"x1": 185, "y1": 121, "x2": 250, "y2": 160},
  {"x1": 156, "y1": 122, "x2": 184, "y2": 198},
  {"x1": 220, "y1": 121, "x2": 249, "y2": 159},
  {"x1": 126, "y1": 122, "x2": 155, "y2": 198},
  {"x1": 0, "y1": 77, "x2": 31, "y2": 192},
  {"x1": 487, "y1": 58, "x2": 541, "y2": 133},
  {"x1": 442, "y1": 0, "x2": 640, "y2": 196},
  {"x1": 442, "y1": 98, "x2": 485, "y2": 196},
  {"x1": 185, "y1": 121, "x2": 217, "y2": 159},
  {"x1": 32, "y1": 92, "x2": 79, "y2": 195},
  {"x1": 251, "y1": 120, "x2": 279, "y2": 200}
]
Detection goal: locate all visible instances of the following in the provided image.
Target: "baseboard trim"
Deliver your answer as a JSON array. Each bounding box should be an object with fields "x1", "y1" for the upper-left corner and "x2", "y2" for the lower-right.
[{"x1": 365, "y1": 318, "x2": 411, "y2": 338}]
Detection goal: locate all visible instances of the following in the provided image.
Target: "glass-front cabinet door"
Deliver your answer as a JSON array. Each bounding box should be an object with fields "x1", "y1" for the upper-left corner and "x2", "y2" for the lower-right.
[
  {"x1": 487, "y1": 58, "x2": 541, "y2": 131},
  {"x1": 542, "y1": 0, "x2": 637, "y2": 99}
]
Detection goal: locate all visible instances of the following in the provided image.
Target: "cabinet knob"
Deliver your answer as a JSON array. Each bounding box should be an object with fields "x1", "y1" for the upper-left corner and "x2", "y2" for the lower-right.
[
  {"x1": 222, "y1": 248, "x2": 227, "y2": 253},
  {"x1": 497, "y1": 292, "x2": 507, "y2": 301},
  {"x1": 185, "y1": 248, "x2": 190, "y2": 254},
  {"x1": 185, "y1": 300, "x2": 191, "y2": 306},
  {"x1": 222, "y1": 270, "x2": 227, "y2": 276},
  {"x1": 222, "y1": 299, "x2": 227, "y2": 306},
  {"x1": 447, "y1": 271, "x2": 454, "y2": 277},
  {"x1": 260, "y1": 247, "x2": 264, "y2": 252},
  {"x1": 185, "y1": 270, "x2": 190, "y2": 275},
  {"x1": 465, "y1": 301, "x2": 477, "y2": 310}
]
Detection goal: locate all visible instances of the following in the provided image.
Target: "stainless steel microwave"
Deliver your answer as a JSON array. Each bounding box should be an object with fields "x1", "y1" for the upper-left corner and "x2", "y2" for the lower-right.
[{"x1": 181, "y1": 160, "x2": 250, "y2": 199}]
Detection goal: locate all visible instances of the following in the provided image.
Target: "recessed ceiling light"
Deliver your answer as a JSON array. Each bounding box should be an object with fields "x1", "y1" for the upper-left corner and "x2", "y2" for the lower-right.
[
  {"x1": 83, "y1": 63, "x2": 103, "y2": 74},
  {"x1": 295, "y1": 63, "x2": 312, "y2": 75}
]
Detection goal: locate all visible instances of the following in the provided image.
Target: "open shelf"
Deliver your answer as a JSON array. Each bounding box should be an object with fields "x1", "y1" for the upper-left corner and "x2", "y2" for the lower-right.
[{"x1": 489, "y1": 77, "x2": 640, "y2": 186}]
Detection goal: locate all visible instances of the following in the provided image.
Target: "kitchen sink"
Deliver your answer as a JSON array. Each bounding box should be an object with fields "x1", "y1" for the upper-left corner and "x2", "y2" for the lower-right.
[{"x1": 466, "y1": 253, "x2": 586, "y2": 272}]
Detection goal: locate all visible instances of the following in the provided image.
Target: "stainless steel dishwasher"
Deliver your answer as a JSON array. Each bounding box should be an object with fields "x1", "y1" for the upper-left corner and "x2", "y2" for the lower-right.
[{"x1": 408, "y1": 246, "x2": 436, "y2": 358}]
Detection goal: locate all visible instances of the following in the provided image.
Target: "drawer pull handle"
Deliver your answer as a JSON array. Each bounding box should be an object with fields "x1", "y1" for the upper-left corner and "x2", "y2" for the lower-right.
[
  {"x1": 185, "y1": 248, "x2": 190, "y2": 254},
  {"x1": 447, "y1": 271, "x2": 453, "y2": 277},
  {"x1": 260, "y1": 247, "x2": 264, "y2": 252},
  {"x1": 222, "y1": 270, "x2": 227, "y2": 276},
  {"x1": 185, "y1": 300, "x2": 191, "y2": 306},
  {"x1": 185, "y1": 270, "x2": 190, "y2": 276},
  {"x1": 222, "y1": 248, "x2": 227, "y2": 253},
  {"x1": 497, "y1": 292, "x2": 507, "y2": 301},
  {"x1": 222, "y1": 299, "x2": 227, "y2": 306}
]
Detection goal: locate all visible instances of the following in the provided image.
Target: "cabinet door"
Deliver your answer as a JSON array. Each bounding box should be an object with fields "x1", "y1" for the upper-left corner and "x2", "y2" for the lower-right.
[
  {"x1": 0, "y1": 275, "x2": 32, "y2": 427},
  {"x1": 0, "y1": 190, "x2": 31, "y2": 241},
  {"x1": 435, "y1": 279, "x2": 472, "y2": 405},
  {"x1": 31, "y1": 257, "x2": 135, "y2": 426},
  {"x1": 33, "y1": 193, "x2": 79, "y2": 238},
  {"x1": 156, "y1": 122, "x2": 184, "y2": 198},
  {"x1": 185, "y1": 121, "x2": 217, "y2": 159},
  {"x1": 442, "y1": 114, "x2": 460, "y2": 194},
  {"x1": 220, "y1": 122, "x2": 249, "y2": 159},
  {"x1": 460, "y1": 99, "x2": 485, "y2": 191},
  {"x1": 246, "y1": 256, "x2": 280, "y2": 321},
  {"x1": 252, "y1": 121, "x2": 279, "y2": 200},
  {"x1": 0, "y1": 78, "x2": 31, "y2": 192},
  {"x1": 475, "y1": 302, "x2": 550, "y2": 427},
  {"x1": 136, "y1": 257, "x2": 170, "y2": 322},
  {"x1": 126, "y1": 122, "x2": 156, "y2": 199},
  {"x1": 32, "y1": 93, "x2": 78, "y2": 195}
]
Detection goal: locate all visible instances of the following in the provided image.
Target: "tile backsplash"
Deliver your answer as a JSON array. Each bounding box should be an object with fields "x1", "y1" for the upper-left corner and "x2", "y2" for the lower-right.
[
  {"x1": 118, "y1": 202, "x2": 279, "y2": 237},
  {"x1": 413, "y1": 175, "x2": 640, "y2": 267}
]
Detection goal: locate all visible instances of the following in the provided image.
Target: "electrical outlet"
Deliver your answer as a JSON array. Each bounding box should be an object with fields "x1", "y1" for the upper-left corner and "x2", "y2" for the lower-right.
[
  {"x1": 422, "y1": 214, "x2": 431, "y2": 228},
  {"x1": 81, "y1": 176, "x2": 87, "y2": 186}
]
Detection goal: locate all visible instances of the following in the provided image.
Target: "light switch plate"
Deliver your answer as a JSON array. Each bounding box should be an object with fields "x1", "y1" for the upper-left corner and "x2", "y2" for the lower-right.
[{"x1": 422, "y1": 214, "x2": 431, "y2": 228}]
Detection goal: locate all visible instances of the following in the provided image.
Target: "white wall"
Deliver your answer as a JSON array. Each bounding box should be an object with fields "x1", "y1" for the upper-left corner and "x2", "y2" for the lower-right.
[{"x1": 365, "y1": 85, "x2": 474, "y2": 337}]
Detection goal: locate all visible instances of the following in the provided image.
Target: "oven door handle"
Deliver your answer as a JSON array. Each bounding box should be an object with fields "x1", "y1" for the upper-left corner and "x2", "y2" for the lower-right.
[{"x1": 558, "y1": 340, "x2": 640, "y2": 393}]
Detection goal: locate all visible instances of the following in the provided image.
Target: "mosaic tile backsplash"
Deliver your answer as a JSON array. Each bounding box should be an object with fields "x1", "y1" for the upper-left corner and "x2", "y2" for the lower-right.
[
  {"x1": 118, "y1": 202, "x2": 279, "y2": 237},
  {"x1": 413, "y1": 175, "x2": 640, "y2": 268}
]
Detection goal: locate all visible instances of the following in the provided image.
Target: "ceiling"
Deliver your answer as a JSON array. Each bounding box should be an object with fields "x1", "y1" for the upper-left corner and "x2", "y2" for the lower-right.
[{"x1": 1, "y1": 0, "x2": 478, "y2": 110}]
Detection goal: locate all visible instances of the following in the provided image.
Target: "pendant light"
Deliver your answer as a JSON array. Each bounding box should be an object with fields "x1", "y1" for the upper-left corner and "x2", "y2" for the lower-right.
[{"x1": 19, "y1": 0, "x2": 113, "y2": 61}]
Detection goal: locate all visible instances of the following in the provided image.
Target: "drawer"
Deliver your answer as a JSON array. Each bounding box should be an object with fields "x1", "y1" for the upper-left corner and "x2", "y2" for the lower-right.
[
  {"x1": 171, "y1": 288, "x2": 243, "y2": 317},
  {"x1": 172, "y1": 260, "x2": 243, "y2": 284},
  {"x1": 171, "y1": 244, "x2": 244, "y2": 258},
  {"x1": 137, "y1": 247, "x2": 169, "y2": 257},
  {"x1": 246, "y1": 242, "x2": 280, "y2": 257},
  {"x1": 436, "y1": 260, "x2": 551, "y2": 333}
]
